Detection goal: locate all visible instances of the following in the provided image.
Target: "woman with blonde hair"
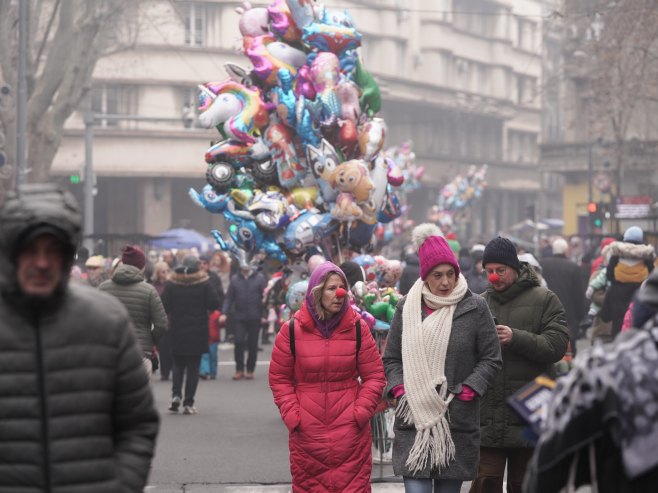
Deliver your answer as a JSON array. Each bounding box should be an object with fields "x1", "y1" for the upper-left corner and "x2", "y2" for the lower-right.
[
  {"x1": 269, "y1": 261, "x2": 386, "y2": 492},
  {"x1": 383, "y1": 224, "x2": 501, "y2": 493}
]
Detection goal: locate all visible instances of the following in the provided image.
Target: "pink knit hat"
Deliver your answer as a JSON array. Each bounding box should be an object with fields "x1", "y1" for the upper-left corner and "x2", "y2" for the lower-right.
[{"x1": 412, "y1": 223, "x2": 460, "y2": 280}]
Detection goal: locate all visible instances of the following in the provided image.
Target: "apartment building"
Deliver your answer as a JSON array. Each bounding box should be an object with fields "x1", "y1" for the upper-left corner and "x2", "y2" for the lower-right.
[{"x1": 52, "y1": 0, "x2": 547, "y2": 250}]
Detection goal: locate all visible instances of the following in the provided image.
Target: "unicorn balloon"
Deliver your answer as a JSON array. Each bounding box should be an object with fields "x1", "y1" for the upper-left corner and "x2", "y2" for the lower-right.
[
  {"x1": 243, "y1": 34, "x2": 307, "y2": 86},
  {"x1": 197, "y1": 80, "x2": 270, "y2": 143}
]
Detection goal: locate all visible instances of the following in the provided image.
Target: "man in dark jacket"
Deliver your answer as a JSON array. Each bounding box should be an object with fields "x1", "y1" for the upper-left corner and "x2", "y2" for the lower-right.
[
  {"x1": 469, "y1": 236, "x2": 569, "y2": 493},
  {"x1": 99, "y1": 244, "x2": 168, "y2": 374},
  {"x1": 161, "y1": 255, "x2": 219, "y2": 415},
  {"x1": 399, "y1": 251, "x2": 420, "y2": 295},
  {"x1": 221, "y1": 264, "x2": 267, "y2": 380},
  {"x1": 540, "y1": 237, "x2": 587, "y2": 352},
  {"x1": 0, "y1": 183, "x2": 158, "y2": 492}
]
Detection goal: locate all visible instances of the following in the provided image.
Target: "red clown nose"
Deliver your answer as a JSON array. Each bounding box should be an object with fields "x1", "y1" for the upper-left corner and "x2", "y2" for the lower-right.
[
  {"x1": 488, "y1": 273, "x2": 500, "y2": 283},
  {"x1": 335, "y1": 287, "x2": 347, "y2": 298}
]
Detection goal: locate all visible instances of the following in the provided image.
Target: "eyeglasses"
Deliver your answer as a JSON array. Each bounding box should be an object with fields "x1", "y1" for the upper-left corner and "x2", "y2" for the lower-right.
[{"x1": 485, "y1": 266, "x2": 509, "y2": 277}]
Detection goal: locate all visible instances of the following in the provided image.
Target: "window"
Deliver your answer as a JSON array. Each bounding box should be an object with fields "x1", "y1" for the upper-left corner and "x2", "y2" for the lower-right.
[
  {"x1": 507, "y1": 130, "x2": 537, "y2": 163},
  {"x1": 90, "y1": 84, "x2": 137, "y2": 127},
  {"x1": 517, "y1": 75, "x2": 537, "y2": 105},
  {"x1": 452, "y1": 0, "x2": 498, "y2": 37},
  {"x1": 185, "y1": 3, "x2": 206, "y2": 46}
]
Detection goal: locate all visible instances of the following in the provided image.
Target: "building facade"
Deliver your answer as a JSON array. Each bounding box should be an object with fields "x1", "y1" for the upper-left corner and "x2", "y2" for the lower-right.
[
  {"x1": 540, "y1": 0, "x2": 658, "y2": 238},
  {"x1": 52, "y1": 0, "x2": 548, "y2": 253}
]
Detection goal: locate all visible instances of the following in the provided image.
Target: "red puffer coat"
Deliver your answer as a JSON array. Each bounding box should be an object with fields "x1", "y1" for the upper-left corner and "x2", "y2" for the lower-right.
[{"x1": 269, "y1": 303, "x2": 386, "y2": 493}]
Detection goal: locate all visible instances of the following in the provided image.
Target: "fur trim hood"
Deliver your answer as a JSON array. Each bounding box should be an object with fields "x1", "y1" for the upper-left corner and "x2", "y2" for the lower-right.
[
  {"x1": 602, "y1": 241, "x2": 655, "y2": 264},
  {"x1": 167, "y1": 270, "x2": 209, "y2": 285}
]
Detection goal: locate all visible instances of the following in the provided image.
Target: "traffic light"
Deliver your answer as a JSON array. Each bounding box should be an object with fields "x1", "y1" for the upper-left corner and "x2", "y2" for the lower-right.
[
  {"x1": 588, "y1": 202, "x2": 603, "y2": 230},
  {"x1": 69, "y1": 174, "x2": 81, "y2": 184}
]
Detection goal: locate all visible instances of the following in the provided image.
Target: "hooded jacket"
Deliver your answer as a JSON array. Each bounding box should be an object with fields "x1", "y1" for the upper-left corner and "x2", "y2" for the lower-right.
[
  {"x1": 480, "y1": 264, "x2": 569, "y2": 448},
  {"x1": 269, "y1": 301, "x2": 386, "y2": 493},
  {"x1": 0, "y1": 184, "x2": 158, "y2": 493},
  {"x1": 99, "y1": 263, "x2": 168, "y2": 353}
]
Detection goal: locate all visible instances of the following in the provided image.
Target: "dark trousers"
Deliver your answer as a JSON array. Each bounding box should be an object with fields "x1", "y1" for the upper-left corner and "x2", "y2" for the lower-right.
[
  {"x1": 172, "y1": 354, "x2": 202, "y2": 406},
  {"x1": 468, "y1": 447, "x2": 533, "y2": 493},
  {"x1": 233, "y1": 318, "x2": 260, "y2": 372},
  {"x1": 157, "y1": 331, "x2": 173, "y2": 379}
]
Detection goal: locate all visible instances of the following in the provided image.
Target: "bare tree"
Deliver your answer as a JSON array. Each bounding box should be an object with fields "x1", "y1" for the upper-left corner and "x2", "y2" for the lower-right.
[
  {"x1": 582, "y1": 0, "x2": 658, "y2": 188},
  {"x1": 0, "y1": 0, "x2": 139, "y2": 203}
]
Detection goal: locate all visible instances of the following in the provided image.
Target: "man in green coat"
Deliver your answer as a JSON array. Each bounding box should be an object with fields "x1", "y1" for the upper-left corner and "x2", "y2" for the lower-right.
[{"x1": 469, "y1": 236, "x2": 569, "y2": 493}]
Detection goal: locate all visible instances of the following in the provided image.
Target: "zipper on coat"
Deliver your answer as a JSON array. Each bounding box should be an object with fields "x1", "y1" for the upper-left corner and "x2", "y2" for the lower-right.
[{"x1": 34, "y1": 317, "x2": 53, "y2": 493}]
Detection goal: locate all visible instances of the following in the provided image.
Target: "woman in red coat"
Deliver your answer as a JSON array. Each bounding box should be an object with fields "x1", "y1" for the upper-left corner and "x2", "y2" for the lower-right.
[{"x1": 269, "y1": 261, "x2": 386, "y2": 492}]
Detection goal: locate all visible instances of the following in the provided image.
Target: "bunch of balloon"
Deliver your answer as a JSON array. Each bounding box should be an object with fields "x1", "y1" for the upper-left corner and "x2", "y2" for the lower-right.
[
  {"x1": 188, "y1": 0, "x2": 407, "y2": 268},
  {"x1": 431, "y1": 164, "x2": 488, "y2": 234}
]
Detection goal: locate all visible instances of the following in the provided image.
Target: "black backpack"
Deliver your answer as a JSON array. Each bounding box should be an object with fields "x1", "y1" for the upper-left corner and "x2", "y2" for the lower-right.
[{"x1": 289, "y1": 317, "x2": 361, "y2": 366}]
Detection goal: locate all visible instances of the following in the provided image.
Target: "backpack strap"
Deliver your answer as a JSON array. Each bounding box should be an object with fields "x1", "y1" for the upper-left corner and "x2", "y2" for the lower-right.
[
  {"x1": 289, "y1": 317, "x2": 296, "y2": 360},
  {"x1": 356, "y1": 319, "x2": 361, "y2": 368}
]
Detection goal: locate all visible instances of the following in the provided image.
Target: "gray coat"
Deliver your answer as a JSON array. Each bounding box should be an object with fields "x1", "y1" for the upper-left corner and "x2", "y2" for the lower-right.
[
  {"x1": 382, "y1": 290, "x2": 502, "y2": 480},
  {"x1": 99, "y1": 264, "x2": 168, "y2": 353}
]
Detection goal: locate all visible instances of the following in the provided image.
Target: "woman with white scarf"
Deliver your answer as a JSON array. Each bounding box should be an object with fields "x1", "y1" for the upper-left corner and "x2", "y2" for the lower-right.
[{"x1": 383, "y1": 224, "x2": 502, "y2": 493}]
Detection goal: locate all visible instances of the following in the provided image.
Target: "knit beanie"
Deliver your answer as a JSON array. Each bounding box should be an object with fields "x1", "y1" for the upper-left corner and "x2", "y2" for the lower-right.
[
  {"x1": 339, "y1": 260, "x2": 365, "y2": 288},
  {"x1": 121, "y1": 245, "x2": 146, "y2": 270},
  {"x1": 412, "y1": 223, "x2": 460, "y2": 280},
  {"x1": 623, "y1": 226, "x2": 644, "y2": 244},
  {"x1": 482, "y1": 236, "x2": 520, "y2": 272}
]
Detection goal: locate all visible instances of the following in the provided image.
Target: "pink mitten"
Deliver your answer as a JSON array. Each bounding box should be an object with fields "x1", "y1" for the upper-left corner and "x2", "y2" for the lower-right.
[{"x1": 455, "y1": 384, "x2": 476, "y2": 401}]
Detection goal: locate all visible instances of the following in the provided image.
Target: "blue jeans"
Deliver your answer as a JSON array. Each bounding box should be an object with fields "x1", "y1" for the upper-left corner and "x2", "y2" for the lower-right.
[
  {"x1": 200, "y1": 342, "x2": 218, "y2": 377},
  {"x1": 403, "y1": 477, "x2": 463, "y2": 493}
]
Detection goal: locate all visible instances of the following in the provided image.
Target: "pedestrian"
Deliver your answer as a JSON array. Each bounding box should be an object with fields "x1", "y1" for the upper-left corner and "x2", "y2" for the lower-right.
[
  {"x1": 599, "y1": 226, "x2": 655, "y2": 337},
  {"x1": 459, "y1": 247, "x2": 488, "y2": 294},
  {"x1": 0, "y1": 183, "x2": 158, "y2": 492},
  {"x1": 200, "y1": 309, "x2": 222, "y2": 380},
  {"x1": 382, "y1": 224, "x2": 502, "y2": 493},
  {"x1": 150, "y1": 260, "x2": 174, "y2": 379},
  {"x1": 85, "y1": 254, "x2": 107, "y2": 287},
  {"x1": 269, "y1": 261, "x2": 386, "y2": 492},
  {"x1": 469, "y1": 236, "x2": 570, "y2": 493},
  {"x1": 400, "y1": 249, "x2": 421, "y2": 296},
  {"x1": 524, "y1": 268, "x2": 658, "y2": 493},
  {"x1": 99, "y1": 245, "x2": 168, "y2": 375},
  {"x1": 540, "y1": 237, "x2": 588, "y2": 351},
  {"x1": 161, "y1": 254, "x2": 219, "y2": 414},
  {"x1": 221, "y1": 264, "x2": 267, "y2": 380}
]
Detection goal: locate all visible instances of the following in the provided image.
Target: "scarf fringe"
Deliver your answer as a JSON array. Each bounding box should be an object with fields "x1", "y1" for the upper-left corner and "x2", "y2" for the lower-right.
[
  {"x1": 396, "y1": 394, "x2": 413, "y2": 425},
  {"x1": 405, "y1": 414, "x2": 456, "y2": 474}
]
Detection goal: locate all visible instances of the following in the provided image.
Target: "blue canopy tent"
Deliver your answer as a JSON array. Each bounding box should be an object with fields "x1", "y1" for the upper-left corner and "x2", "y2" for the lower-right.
[{"x1": 149, "y1": 228, "x2": 213, "y2": 252}]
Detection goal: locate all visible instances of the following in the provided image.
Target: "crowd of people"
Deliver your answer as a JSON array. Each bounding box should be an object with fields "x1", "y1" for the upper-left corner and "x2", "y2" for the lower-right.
[{"x1": 1, "y1": 183, "x2": 657, "y2": 492}]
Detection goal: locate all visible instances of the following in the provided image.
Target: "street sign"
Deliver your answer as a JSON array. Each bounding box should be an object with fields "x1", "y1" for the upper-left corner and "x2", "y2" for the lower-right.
[{"x1": 615, "y1": 195, "x2": 652, "y2": 219}]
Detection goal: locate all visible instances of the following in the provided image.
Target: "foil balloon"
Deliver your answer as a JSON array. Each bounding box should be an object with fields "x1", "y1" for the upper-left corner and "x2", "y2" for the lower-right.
[
  {"x1": 355, "y1": 58, "x2": 381, "y2": 117},
  {"x1": 263, "y1": 122, "x2": 306, "y2": 188},
  {"x1": 294, "y1": 64, "x2": 316, "y2": 100},
  {"x1": 309, "y1": 52, "x2": 342, "y2": 127},
  {"x1": 302, "y1": 8, "x2": 362, "y2": 55},
  {"x1": 329, "y1": 159, "x2": 374, "y2": 203},
  {"x1": 307, "y1": 254, "x2": 326, "y2": 274},
  {"x1": 369, "y1": 155, "x2": 388, "y2": 212},
  {"x1": 283, "y1": 211, "x2": 337, "y2": 255},
  {"x1": 353, "y1": 254, "x2": 377, "y2": 283},
  {"x1": 386, "y1": 157, "x2": 405, "y2": 187},
  {"x1": 344, "y1": 219, "x2": 376, "y2": 249},
  {"x1": 380, "y1": 259, "x2": 402, "y2": 287},
  {"x1": 337, "y1": 119, "x2": 359, "y2": 158},
  {"x1": 285, "y1": 0, "x2": 316, "y2": 29},
  {"x1": 331, "y1": 193, "x2": 364, "y2": 222},
  {"x1": 286, "y1": 280, "x2": 309, "y2": 312},
  {"x1": 336, "y1": 79, "x2": 361, "y2": 123},
  {"x1": 287, "y1": 187, "x2": 318, "y2": 210},
  {"x1": 377, "y1": 185, "x2": 402, "y2": 223},
  {"x1": 244, "y1": 34, "x2": 307, "y2": 86},
  {"x1": 247, "y1": 189, "x2": 289, "y2": 231},
  {"x1": 236, "y1": 2, "x2": 270, "y2": 37},
  {"x1": 306, "y1": 139, "x2": 340, "y2": 204},
  {"x1": 268, "y1": 0, "x2": 303, "y2": 42},
  {"x1": 188, "y1": 185, "x2": 231, "y2": 214},
  {"x1": 358, "y1": 118, "x2": 387, "y2": 161},
  {"x1": 197, "y1": 80, "x2": 269, "y2": 144}
]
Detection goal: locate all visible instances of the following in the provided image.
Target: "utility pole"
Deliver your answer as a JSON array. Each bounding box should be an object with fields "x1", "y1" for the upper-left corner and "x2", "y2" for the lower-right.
[
  {"x1": 83, "y1": 112, "x2": 95, "y2": 252},
  {"x1": 16, "y1": 0, "x2": 28, "y2": 187}
]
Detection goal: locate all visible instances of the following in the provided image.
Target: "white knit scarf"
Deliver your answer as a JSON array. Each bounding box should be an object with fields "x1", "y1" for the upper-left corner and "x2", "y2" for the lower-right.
[{"x1": 398, "y1": 274, "x2": 468, "y2": 473}]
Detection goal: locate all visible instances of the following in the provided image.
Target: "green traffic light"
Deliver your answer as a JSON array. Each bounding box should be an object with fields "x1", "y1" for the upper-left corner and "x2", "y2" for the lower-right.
[
  {"x1": 594, "y1": 218, "x2": 603, "y2": 227},
  {"x1": 69, "y1": 174, "x2": 81, "y2": 184}
]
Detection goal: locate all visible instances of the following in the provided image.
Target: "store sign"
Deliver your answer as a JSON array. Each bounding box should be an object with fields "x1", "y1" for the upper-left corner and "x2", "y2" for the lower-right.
[{"x1": 615, "y1": 195, "x2": 653, "y2": 219}]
